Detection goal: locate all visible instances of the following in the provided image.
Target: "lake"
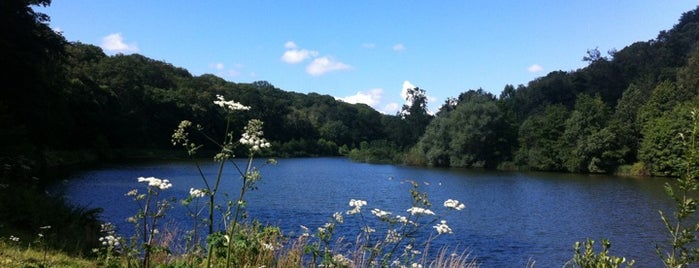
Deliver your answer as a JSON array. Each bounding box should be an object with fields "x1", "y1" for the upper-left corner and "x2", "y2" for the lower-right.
[{"x1": 56, "y1": 157, "x2": 676, "y2": 267}]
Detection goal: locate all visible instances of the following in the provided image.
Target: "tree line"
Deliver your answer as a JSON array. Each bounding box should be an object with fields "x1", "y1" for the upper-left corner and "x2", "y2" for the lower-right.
[{"x1": 2, "y1": 1, "x2": 699, "y2": 178}]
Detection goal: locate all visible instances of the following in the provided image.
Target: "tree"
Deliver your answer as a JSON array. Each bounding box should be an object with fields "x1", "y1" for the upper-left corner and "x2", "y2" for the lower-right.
[
  {"x1": 398, "y1": 87, "x2": 433, "y2": 146},
  {"x1": 515, "y1": 104, "x2": 569, "y2": 171},
  {"x1": 560, "y1": 94, "x2": 614, "y2": 173},
  {"x1": 413, "y1": 90, "x2": 508, "y2": 168}
]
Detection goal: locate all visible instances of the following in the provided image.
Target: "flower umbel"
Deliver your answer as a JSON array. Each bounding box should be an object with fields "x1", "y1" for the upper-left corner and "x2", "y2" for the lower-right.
[
  {"x1": 240, "y1": 119, "x2": 271, "y2": 152},
  {"x1": 443, "y1": 199, "x2": 466, "y2": 210},
  {"x1": 347, "y1": 199, "x2": 367, "y2": 215},
  {"x1": 137, "y1": 177, "x2": 172, "y2": 190},
  {"x1": 213, "y1": 94, "x2": 250, "y2": 112},
  {"x1": 406, "y1": 207, "x2": 435, "y2": 216},
  {"x1": 189, "y1": 188, "x2": 206, "y2": 198},
  {"x1": 433, "y1": 220, "x2": 453, "y2": 234}
]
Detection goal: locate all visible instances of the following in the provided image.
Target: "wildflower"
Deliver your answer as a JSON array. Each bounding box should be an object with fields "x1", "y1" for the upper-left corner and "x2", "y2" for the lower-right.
[
  {"x1": 347, "y1": 199, "x2": 367, "y2": 215},
  {"x1": 406, "y1": 207, "x2": 435, "y2": 216},
  {"x1": 262, "y1": 243, "x2": 275, "y2": 251},
  {"x1": 213, "y1": 94, "x2": 250, "y2": 112},
  {"x1": 333, "y1": 212, "x2": 344, "y2": 223},
  {"x1": 171, "y1": 120, "x2": 192, "y2": 146},
  {"x1": 189, "y1": 188, "x2": 206, "y2": 198},
  {"x1": 411, "y1": 263, "x2": 423, "y2": 268},
  {"x1": 9, "y1": 235, "x2": 19, "y2": 242},
  {"x1": 126, "y1": 189, "x2": 138, "y2": 197},
  {"x1": 137, "y1": 177, "x2": 172, "y2": 190},
  {"x1": 371, "y1": 208, "x2": 392, "y2": 218},
  {"x1": 99, "y1": 235, "x2": 120, "y2": 247},
  {"x1": 240, "y1": 119, "x2": 271, "y2": 152},
  {"x1": 443, "y1": 199, "x2": 466, "y2": 210},
  {"x1": 433, "y1": 220, "x2": 453, "y2": 234},
  {"x1": 385, "y1": 229, "x2": 401, "y2": 243}
]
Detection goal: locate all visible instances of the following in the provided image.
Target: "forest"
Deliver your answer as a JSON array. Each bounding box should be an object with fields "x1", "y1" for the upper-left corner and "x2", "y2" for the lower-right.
[{"x1": 2, "y1": 2, "x2": 699, "y2": 180}]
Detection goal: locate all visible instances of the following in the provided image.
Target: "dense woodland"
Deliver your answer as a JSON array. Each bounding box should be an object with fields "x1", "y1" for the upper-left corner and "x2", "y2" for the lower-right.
[{"x1": 3, "y1": 1, "x2": 699, "y2": 179}]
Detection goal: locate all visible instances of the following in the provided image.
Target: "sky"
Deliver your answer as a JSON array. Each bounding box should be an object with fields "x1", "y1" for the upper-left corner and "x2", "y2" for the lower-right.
[{"x1": 37, "y1": 1, "x2": 698, "y2": 114}]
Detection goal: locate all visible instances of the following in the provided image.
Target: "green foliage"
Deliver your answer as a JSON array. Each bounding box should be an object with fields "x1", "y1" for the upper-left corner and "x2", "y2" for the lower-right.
[
  {"x1": 413, "y1": 89, "x2": 512, "y2": 168},
  {"x1": 515, "y1": 104, "x2": 569, "y2": 171},
  {"x1": 656, "y1": 108, "x2": 699, "y2": 267},
  {"x1": 639, "y1": 101, "x2": 697, "y2": 176},
  {"x1": 567, "y1": 239, "x2": 634, "y2": 268}
]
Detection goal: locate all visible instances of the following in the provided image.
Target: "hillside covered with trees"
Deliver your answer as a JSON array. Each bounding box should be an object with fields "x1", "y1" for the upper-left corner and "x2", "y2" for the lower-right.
[{"x1": 2, "y1": 1, "x2": 699, "y2": 179}]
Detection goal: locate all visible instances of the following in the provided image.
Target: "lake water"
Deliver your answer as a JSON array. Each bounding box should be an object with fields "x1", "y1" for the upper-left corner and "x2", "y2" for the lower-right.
[{"x1": 57, "y1": 157, "x2": 676, "y2": 267}]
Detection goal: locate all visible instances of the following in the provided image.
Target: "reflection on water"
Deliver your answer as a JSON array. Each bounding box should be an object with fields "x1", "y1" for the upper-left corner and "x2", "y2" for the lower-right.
[{"x1": 57, "y1": 157, "x2": 674, "y2": 267}]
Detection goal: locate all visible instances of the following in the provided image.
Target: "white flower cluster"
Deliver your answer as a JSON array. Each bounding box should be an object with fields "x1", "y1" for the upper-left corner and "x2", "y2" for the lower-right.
[
  {"x1": 371, "y1": 208, "x2": 392, "y2": 218},
  {"x1": 137, "y1": 177, "x2": 172, "y2": 190},
  {"x1": 347, "y1": 199, "x2": 367, "y2": 215},
  {"x1": 395, "y1": 215, "x2": 415, "y2": 225},
  {"x1": 333, "y1": 212, "x2": 344, "y2": 223},
  {"x1": 443, "y1": 199, "x2": 466, "y2": 210},
  {"x1": 240, "y1": 119, "x2": 271, "y2": 152},
  {"x1": 406, "y1": 207, "x2": 435, "y2": 216},
  {"x1": 99, "y1": 235, "x2": 120, "y2": 247},
  {"x1": 9, "y1": 235, "x2": 19, "y2": 242},
  {"x1": 262, "y1": 242, "x2": 275, "y2": 251},
  {"x1": 213, "y1": 94, "x2": 250, "y2": 112},
  {"x1": 385, "y1": 229, "x2": 401, "y2": 243},
  {"x1": 433, "y1": 220, "x2": 453, "y2": 234},
  {"x1": 317, "y1": 222, "x2": 333, "y2": 234},
  {"x1": 189, "y1": 188, "x2": 206, "y2": 198}
]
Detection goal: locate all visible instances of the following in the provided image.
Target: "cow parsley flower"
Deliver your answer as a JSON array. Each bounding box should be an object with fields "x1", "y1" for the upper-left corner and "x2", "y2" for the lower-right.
[
  {"x1": 240, "y1": 119, "x2": 271, "y2": 152},
  {"x1": 189, "y1": 188, "x2": 206, "y2": 198},
  {"x1": 137, "y1": 177, "x2": 172, "y2": 190},
  {"x1": 99, "y1": 235, "x2": 121, "y2": 247},
  {"x1": 333, "y1": 212, "x2": 344, "y2": 223},
  {"x1": 213, "y1": 94, "x2": 250, "y2": 112},
  {"x1": 406, "y1": 207, "x2": 435, "y2": 216},
  {"x1": 347, "y1": 199, "x2": 367, "y2": 215},
  {"x1": 371, "y1": 208, "x2": 392, "y2": 218},
  {"x1": 443, "y1": 199, "x2": 466, "y2": 210},
  {"x1": 433, "y1": 220, "x2": 453, "y2": 234}
]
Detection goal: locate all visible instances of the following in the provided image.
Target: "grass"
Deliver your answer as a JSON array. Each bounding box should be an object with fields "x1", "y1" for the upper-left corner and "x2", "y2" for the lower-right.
[{"x1": 0, "y1": 240, "x2": 95, "y2": 268}]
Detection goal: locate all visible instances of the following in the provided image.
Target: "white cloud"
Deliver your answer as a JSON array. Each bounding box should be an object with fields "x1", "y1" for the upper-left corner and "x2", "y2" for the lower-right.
[
  {"x1": 392, "y1": 43, "x2": 406, "y2": 51},
  {"x1": 101, "y1": 33, "x2": 139, "y2": 54},
  {"x1": 527, "y1": 64, "x2": 543, "y2": 73},
  {"x1": 281, "y1": 48, "x2": 319, "y2": 64},
  {"x1": 213, "y1": 63, "x2": 225, "y2": 70},
  {"x1": 338, "y1": 88, "x2": 383, "y2": 107},
  {"x1": 306, "y1": 56, "x2": 352, "y2": 76},
  {"x1": 401, "y1": 80, "x2": 416, "y2": 102},
  {"x1": 284, "y1": 41, "x2": 298, "y2": 49},
  {"x1": 382, "y1": 102, "x2": 401, "y2": 114},
  {"x1": 280, "y1": 41, "x2": 319, "y2": 64}
]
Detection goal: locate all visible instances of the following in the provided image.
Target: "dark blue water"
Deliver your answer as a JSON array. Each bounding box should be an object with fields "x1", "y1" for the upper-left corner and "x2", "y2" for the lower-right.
[{"x1": 57, "y1": 157, "x2": 675, "y2": 267}]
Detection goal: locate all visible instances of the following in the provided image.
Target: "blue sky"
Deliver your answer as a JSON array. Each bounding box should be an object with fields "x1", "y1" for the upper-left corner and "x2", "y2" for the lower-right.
[{"x1": 38, "y1": 1, "x2": 698, "y2": 114}]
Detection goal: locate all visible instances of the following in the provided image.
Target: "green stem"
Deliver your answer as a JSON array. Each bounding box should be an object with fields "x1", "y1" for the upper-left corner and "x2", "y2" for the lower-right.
[{"x1": 225, "y1": 155, "x2": 253, "y2": 268}]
